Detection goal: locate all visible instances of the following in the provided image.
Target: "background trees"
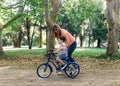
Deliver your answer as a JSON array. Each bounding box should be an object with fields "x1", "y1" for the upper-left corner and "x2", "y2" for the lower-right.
[
  {"x1": 92, "y1": 11, "x2": 108, "y2": 48},
  {"x1": 0, "y1": 0, "x2": 120, "y2": 56},
  {"x1": 0, "y1": 0, "x2": 23, "y2": 54},
  {"x1": 58, "y1": 0, "x2": 108, "y2": 48}
]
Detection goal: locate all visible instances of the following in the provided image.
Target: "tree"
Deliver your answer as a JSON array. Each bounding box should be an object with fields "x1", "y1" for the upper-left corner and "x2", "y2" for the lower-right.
[
  {"x1": 42, "y1": 0, "x2": 62, "y2": 51},
  {"x1": 63, "y1": 0, "x2": 104, "y2": 47},
  {"x1": 92, "y1": 11, "x2": 108, "y2": 48},
  {"x1": 0, "y1": 14, "x2": 22, "y2": 55},
  {"x1": 12, "y1": 0, "x2": 24, "y2": 48},
  {"x1": 24, "y1": 0, "x2": 44, "y2": 49},
  {"x1": 106, "y1": 0, "x2": 120, "y2": 56},
  {"x1": 0, "y1": 0, "x2": 25, "y2": 54}
]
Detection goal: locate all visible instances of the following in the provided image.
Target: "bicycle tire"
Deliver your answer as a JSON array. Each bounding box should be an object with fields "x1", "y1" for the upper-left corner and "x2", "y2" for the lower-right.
[
  {"x1": 64, "y1": 62, "x2": 80, "y2": 79},
  {"x1": 36, "y1": 63, "x2": 52, "y2": 78}
]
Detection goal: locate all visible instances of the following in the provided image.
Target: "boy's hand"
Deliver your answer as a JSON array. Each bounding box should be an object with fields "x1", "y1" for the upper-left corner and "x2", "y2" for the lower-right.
[
  {"x1": 53, "y1": 51, "x2": 56, "y2": 54},
  {"x1": 53, "y1": 50, "x2": 57, "y2": 54}
]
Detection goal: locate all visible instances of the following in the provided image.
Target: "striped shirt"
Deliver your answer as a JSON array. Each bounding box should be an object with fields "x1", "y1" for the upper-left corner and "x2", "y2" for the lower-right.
[{"x1": 59, "y1": 42, "x2": 67, "y2": 55}]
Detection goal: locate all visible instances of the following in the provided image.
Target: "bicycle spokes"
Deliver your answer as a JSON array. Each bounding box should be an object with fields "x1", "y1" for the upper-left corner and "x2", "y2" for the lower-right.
[
  {"x1": 65, "y1": 63, "x2": 80, "y2": 79},
  {"x1": 37, "y1": 64, "x2": 52, "y2": 78}
]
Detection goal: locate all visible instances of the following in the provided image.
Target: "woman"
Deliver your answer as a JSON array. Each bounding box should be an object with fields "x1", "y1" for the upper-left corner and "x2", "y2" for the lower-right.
[{"x1": 53, "y1": 24, "x2": 77, "y2": 61}]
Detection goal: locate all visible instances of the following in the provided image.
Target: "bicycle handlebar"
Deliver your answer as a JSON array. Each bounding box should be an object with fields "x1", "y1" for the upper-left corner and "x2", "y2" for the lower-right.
[
  {"x1": 47, "y1": 51, "x2": 54, "y2": 55},
  {"x1": 46, "y1": 49, "x2": 57, "y2": 56}
]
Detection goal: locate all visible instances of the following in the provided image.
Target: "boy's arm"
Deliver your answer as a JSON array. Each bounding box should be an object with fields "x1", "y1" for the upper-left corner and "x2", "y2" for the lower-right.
[{"x1": 54, "y1": 47, "x2": 62, "y2": 53}]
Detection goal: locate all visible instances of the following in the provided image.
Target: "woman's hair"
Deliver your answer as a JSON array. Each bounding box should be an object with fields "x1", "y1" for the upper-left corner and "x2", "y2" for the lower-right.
[
  {"x1": 53, "y1": 24, "x2": 61, "y2": 38},
  {"x1": 58, "y1": 36, "x2": 66, "y2": 42}
]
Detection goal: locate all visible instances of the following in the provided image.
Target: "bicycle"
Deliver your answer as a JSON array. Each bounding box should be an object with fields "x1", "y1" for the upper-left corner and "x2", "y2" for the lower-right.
[{"x1": 36, "y1": 50, "x2": 80, "y2": 79}]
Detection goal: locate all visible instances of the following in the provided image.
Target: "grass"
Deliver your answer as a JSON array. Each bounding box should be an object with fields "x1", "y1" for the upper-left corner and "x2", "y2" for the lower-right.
[
  {"x1": 2, "y1": 48, "x2": 46, "y2": 59},
  {"x1": 74, "y1": 47, "x2": 120, "y2": 60},
  {"x1": 73, "y1": 47, "x2": 106, "y2": 58},
  {"x1": 5, "y1": 48, "x2": 46, "y2": 56},
  {"x1": 1, "y1": 47, "x2": 120, "y2": 60}
]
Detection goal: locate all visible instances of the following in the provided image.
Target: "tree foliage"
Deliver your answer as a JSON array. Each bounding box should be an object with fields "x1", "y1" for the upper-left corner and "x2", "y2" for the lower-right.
[{"x1": 92, "y1": 11, "x2": 108, "y2": 47}]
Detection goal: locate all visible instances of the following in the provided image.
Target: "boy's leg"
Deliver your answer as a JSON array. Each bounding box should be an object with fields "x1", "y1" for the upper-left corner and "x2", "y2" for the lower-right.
[
  {"x1": 56, "y1": 57, "x2": 65, "y2": 74},
  {"x1": 56, "y1": 57, "x2": 67, "y2": 70},
  {"x1": 56, "y1": 57, "x2": 64, "y2": 65}
]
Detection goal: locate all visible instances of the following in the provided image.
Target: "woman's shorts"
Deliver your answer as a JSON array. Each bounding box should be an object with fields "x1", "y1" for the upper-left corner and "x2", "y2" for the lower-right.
[{"x1": 59, "y1": 53, "x2": 67, "y2": 60}]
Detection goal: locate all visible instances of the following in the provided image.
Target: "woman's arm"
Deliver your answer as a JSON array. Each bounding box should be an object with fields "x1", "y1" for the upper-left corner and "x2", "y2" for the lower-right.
[
  {"x1": 64, "y1": 35, "x2": 69, "y2": 47},
  {"x1": 61, "y1": 29, "x2": 69, "y2": 47}
]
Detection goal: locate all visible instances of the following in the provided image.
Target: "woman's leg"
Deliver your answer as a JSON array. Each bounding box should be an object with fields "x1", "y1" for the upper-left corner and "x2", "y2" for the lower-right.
[{"x1": 67, "y1": 41, "x2": 77, "y2": 61}]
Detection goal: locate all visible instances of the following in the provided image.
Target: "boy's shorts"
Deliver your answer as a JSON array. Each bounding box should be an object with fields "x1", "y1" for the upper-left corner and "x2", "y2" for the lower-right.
[{"x1": 59, "y1": 53, "x2": 67, "y2": 60}]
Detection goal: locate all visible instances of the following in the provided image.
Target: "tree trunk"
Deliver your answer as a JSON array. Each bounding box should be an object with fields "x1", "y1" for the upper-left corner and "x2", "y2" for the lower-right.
[
  {"x1": 17, "y1": 27, "x2": 22, "y2": 47},
  {"x1": 39, "y1": 25, "x2": 42, "y2": 48},
  {"x1": 46, "y1": 26, "x2": 55, "y2": 51},
  {"x1": 0, "y1": 29, "x2": 4, "y2": 55},
  {"x1": 106, "y1": 0, "x2": 119, "y2": 56},
  {"x1": 97, "y1": 38, "x2": 101, "y2": 48},
  {"x1": 88, "y1": 31, "x2": 91, "y2": 47},
  {"x1": 25, "y1": 18, "x2": 32, "y2": 49},
  {"x1": 42, "y1": 0, "x2": 62, "y2": 52},
  {"x1": 42, "y1": 0, "x2": 54, "y2": 52},
  {"x1": 79, "y1": 33, "x2": 83, "y2": 47},
  {"x1": 13, "y1": 27, "x2": 22, "y2": 48}
]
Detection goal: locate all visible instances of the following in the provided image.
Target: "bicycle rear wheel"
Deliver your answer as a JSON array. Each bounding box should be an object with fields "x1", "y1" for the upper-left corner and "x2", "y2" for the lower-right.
[
  {"x1": 36, "y1": 63, "x2": 52, "y2": 78},
  {"x1": 65, "y1": 63, "x2": 80, "y2": 79}
]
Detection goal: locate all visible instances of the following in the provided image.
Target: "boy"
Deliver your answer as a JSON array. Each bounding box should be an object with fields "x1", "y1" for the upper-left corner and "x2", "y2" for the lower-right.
[{"x1": 54, "y1": 36, "x2": 67, "y2": 70}]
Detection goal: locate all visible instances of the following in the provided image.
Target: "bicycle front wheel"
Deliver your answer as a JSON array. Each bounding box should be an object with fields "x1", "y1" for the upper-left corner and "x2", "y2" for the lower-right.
[
  {"x1": 65, "y1": 63, "x2": 80, "y2": 79},
  {"x1": 36, "y1": 63, "x2": 52, "y2": 78}
]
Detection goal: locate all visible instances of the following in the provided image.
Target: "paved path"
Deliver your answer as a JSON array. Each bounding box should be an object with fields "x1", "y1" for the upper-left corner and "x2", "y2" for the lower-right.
[{"x1": 0, "y1": 66, "x2": 120, "y2": 86}]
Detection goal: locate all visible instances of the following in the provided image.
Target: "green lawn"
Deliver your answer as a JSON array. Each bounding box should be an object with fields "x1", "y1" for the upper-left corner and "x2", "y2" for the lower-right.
[
  {"x1": 4, "y1": 48, "x2": 46, "y2": 56},
  {"x1": 74, "y1": 47, "x2": 106, "y2": 58},
  {"x1": 2, "y1": 47, "x2": 120, "y2": 60},
  {"x1": 74, "y1": 47, "x2": 120, "y2": 60}
]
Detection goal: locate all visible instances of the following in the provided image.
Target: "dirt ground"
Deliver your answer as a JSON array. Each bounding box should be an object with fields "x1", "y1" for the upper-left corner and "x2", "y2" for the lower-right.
[{"x1": 0, "y1": 56, "x2": 120, "y2": 86}]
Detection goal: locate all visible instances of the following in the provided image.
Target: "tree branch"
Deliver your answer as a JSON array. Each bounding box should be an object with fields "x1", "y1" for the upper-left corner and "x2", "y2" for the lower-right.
[
  {"x1": 0, "y1": 14, "x2": 22, "y2": 30},
  {"x1": 51, "y1": 0, "x2": 62, "y2": 23},
  {"x1": 2, "y1": 5, "x2": 24, "y2": 9},
  {"x1": 42, "y1": 0, "x2": 53, "y2": 26}
]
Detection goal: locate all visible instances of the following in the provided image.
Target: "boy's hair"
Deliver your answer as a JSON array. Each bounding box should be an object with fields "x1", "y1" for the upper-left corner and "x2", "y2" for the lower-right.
[{"x1": 59, "y1": 36, "x2": 66, "y2": 42}]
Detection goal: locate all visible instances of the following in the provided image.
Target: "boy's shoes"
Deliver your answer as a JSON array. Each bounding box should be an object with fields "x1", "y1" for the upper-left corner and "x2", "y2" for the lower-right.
[
  {"x1": 56, "y1": 68, "x2": 63, "y2": 75},
  {"x1": 56, "y1": 67, "x2": 61, "y2": 73},
  {"x1": 56, "y1": 71, "x2": 63, "y2": 75},
  {"x1": 56, "y1": 64, "x2": 67, "y2": 74},
  {"x1": 60, "y1": 64, "x2": 67, "y2": 70}
]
